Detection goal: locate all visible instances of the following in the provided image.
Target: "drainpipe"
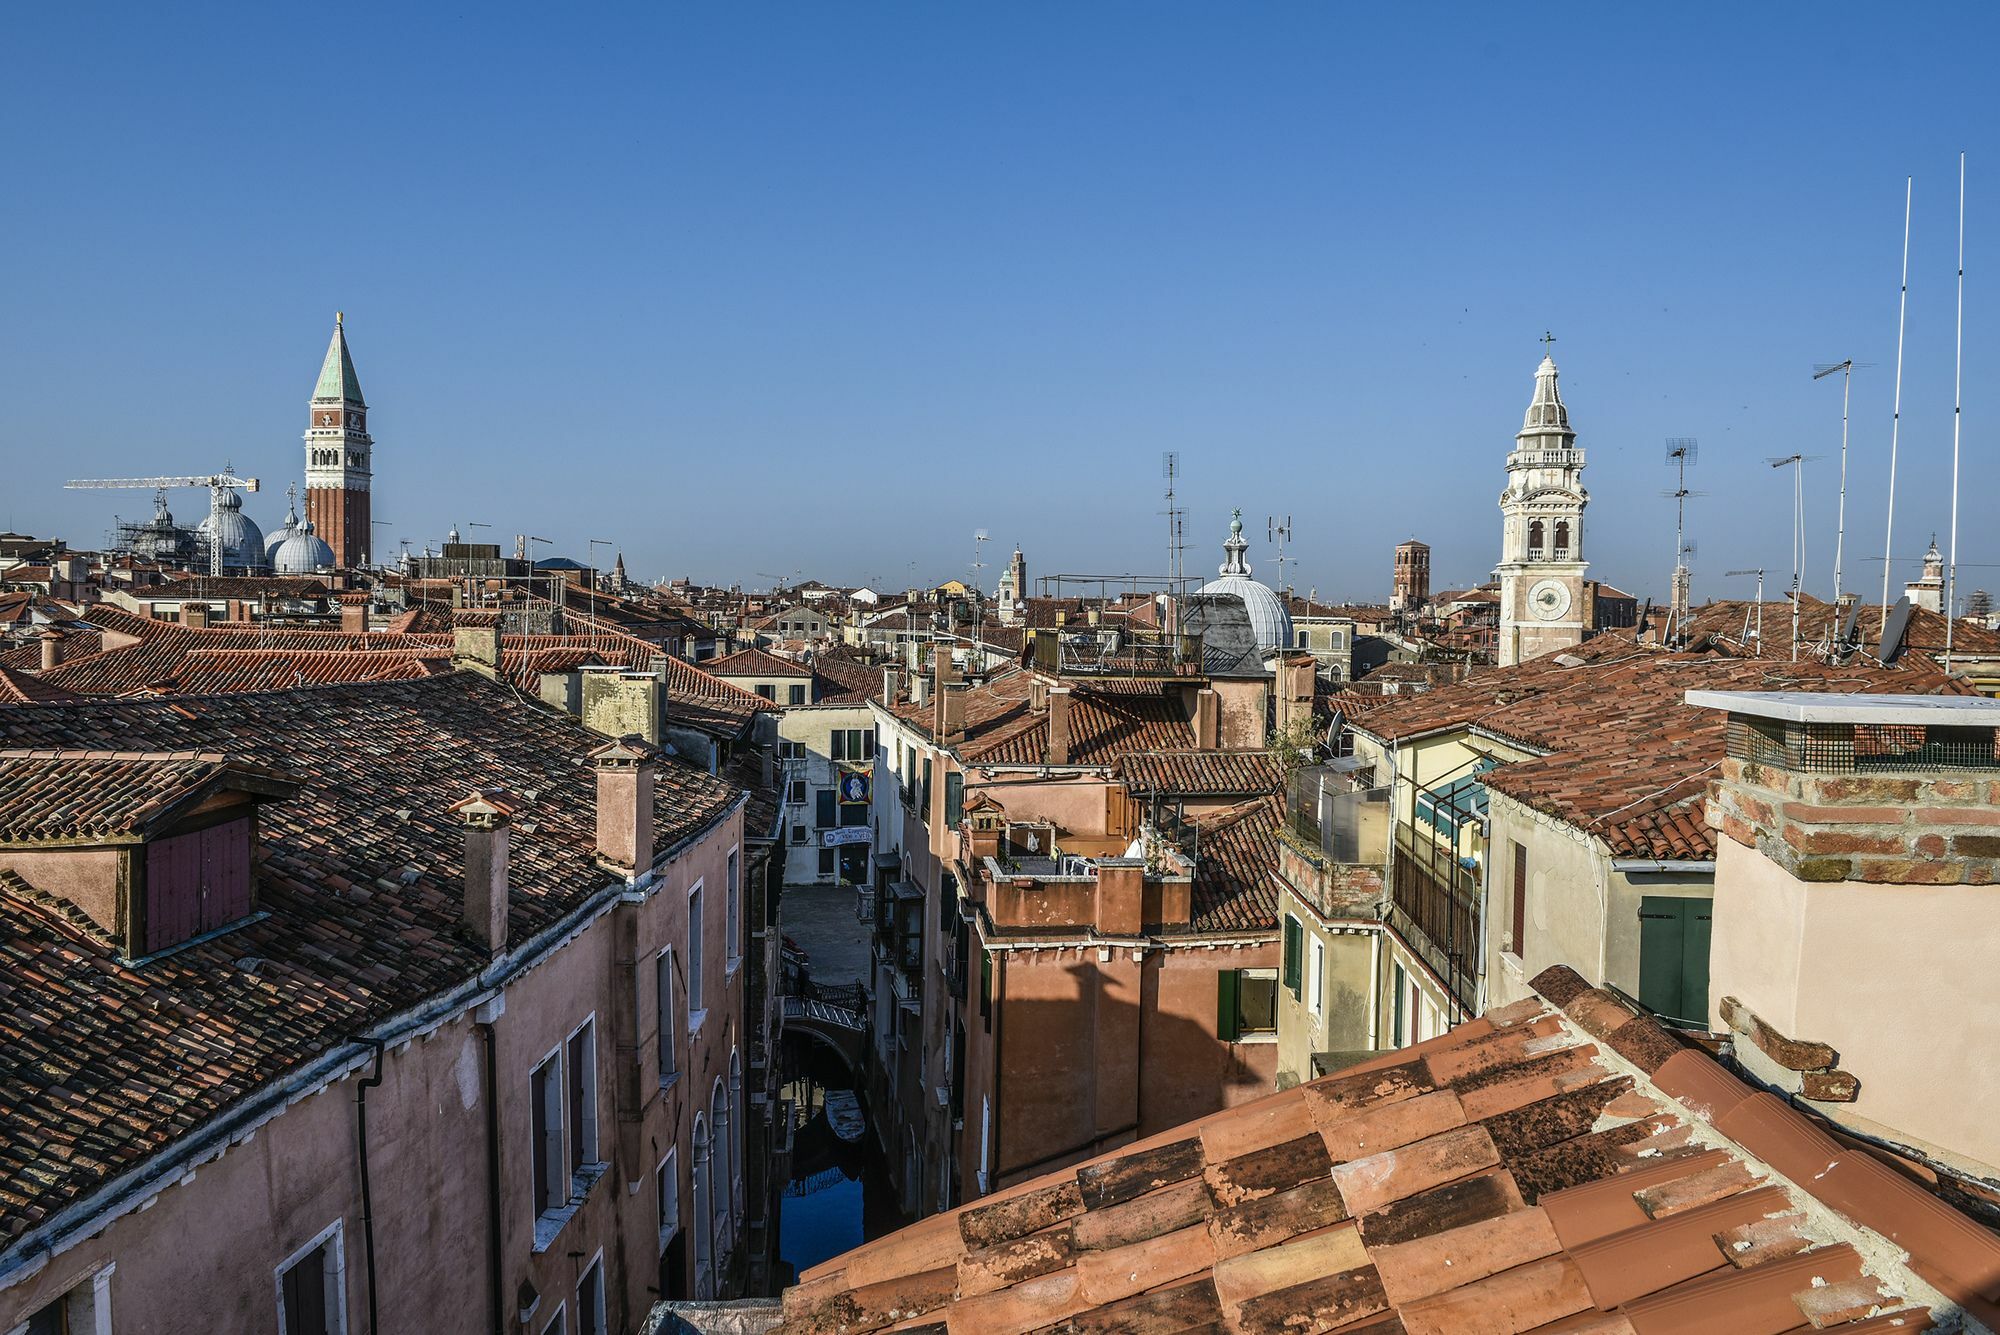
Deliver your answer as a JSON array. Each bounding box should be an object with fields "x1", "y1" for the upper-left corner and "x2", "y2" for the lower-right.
[
  {"x1": 356, "y1": 1038, "x2": 386, "y2": 1335},
  {"x1": 477, "y1": 1002, "x2": 507, "y2": 1335}
]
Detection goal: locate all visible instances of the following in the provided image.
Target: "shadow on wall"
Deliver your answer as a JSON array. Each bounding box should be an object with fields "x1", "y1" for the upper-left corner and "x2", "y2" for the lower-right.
[{"x1": 992, "y1": 963, "x2": 1270, "y2": 1185}]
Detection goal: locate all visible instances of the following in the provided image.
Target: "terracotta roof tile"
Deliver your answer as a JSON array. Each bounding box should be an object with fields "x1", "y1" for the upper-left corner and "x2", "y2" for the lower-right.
[{"x1": 770, "y1": 971, "x2": 1975, "y2": 1335}]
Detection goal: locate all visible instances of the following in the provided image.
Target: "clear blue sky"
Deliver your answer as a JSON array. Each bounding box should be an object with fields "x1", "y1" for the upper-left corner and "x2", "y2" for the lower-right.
[{"x1": 3, "y1": 4, "x2": 1994, "y2": 605}]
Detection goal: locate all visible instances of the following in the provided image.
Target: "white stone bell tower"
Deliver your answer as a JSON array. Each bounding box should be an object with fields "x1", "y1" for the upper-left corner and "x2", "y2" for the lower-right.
[{"x1": 1496, "y1": 343, "x2": 1589, "y2": 666}]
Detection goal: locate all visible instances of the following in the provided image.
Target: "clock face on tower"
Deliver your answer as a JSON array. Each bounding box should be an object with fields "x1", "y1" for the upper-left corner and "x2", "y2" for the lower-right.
[{"x1": 1529, "y1": 578, "x2": 1572, "y2": 620}]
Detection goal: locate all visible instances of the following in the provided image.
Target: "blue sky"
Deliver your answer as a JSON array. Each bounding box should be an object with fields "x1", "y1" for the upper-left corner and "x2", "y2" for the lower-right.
[{"x1": 3, "y1": 4, "x2": 1994, "y2": 605}]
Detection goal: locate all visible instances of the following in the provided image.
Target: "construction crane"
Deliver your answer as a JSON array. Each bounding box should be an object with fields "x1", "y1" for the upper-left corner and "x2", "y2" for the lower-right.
[{"x1": 67, "y1": 469, "x2": 261, "y2": 576}]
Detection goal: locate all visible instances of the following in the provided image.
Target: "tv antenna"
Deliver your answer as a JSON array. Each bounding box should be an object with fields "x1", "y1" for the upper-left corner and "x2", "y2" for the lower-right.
[
  {"x1": 1946, "y1": 152, "x2": 1967, "y2": 673},
  {"x1": 1879, "y1": 176, "x2": 1913, "y2": 643},
  {"x1": 971, "y1": 529, "x2": 990, "y2": 589},
  {"x1": 1725, "y1": 568, "x2": 1766, "y2": 647},
  {"x1": 1768, "y1": 454, "x2": 1824, "y2": 662},
  {"x1": 1267, "y1": 515, "x2": 1295, "y2": 596},
  {"x1": 1812, "y1": 359, "x2": 1872, "y2": 610},
  {"x1": 1161, "y1": 452, "x2": 1186, "y2": 586},
  {"x1": 1662, "y1": 440, "x2": 1701, "y2": 646}
]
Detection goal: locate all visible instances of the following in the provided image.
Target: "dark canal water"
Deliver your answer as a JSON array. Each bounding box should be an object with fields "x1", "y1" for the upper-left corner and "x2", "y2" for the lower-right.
[{"x1": 775, "y1": 1052, "x2": 907, "y2": 1280}]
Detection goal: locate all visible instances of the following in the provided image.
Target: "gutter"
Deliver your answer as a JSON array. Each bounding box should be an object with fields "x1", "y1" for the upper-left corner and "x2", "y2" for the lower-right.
[
  {"x1": 1609, "y1": 859, "x2": 1715, "y2": 875},
  {"x1": 0, "y1": 795, "x2": 746, "y2": 1292}
]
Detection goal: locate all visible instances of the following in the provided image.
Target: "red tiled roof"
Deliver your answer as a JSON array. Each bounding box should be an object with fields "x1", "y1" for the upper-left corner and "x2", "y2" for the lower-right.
[
  {"x1": 1680, "y1": 593, "x2": 2000, "y2": 660},
  {"x1": 966, "y1": 688, "x2": 1195, "y2": 766},
  {"x1": 774, "y1": 969, "x2": 1981, "y2": 1334},
  {"x1": 1119, "y1": 749, "x2": 1281, "y2": 798},
  {"x1": 0, "y1": 751, "x2": 297, "y2": 841},
  {"x1": 1186, "y1": 797, "x2": 1282, "y2": 933},
  {"x1": 0, "y1": 674, "x2": 741, "y2": 1249},
  {"x1": 0, "y1": 665, "x2": 80, "y2": 704},
  {"x1": 708, "y1": 646, "x2": 814, "y2": 677}
]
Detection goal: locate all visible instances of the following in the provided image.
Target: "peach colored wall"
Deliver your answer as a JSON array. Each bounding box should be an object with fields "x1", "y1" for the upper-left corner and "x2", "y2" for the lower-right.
[
  {"x1": 1212, "y1": 678, "x2": 1269, "y2": 750},
  {"x1": 0, "y1": 846, "x2": 126, "y2": 937},
  {"x1": 1712, "y1": 836, "x2": 2000, "y2": 1175},
  {"x1": 966, "y1": 772, "x2": 1116, "y2": 840},
  {"x1": 0, "y1": 809, "x2": 744, "y2": 1334}
]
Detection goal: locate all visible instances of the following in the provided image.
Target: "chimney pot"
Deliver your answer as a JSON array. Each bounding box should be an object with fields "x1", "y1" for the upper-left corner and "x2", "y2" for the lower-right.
[
  {"x1": 452, "y1": 611, "x2": 503, "y2": 673},
  {"x1": 450, "y1": 788, "x2": 514, "y2": 956},
  {"x1": 1047, "y1": 686, "x2": 1073, "y2": 765},
  {"x1": 38, "y1": 628, "x2": 62, "y2": 672},
  {"x1": 591, "y1": 736, "x2": 658, "y2": 873}
]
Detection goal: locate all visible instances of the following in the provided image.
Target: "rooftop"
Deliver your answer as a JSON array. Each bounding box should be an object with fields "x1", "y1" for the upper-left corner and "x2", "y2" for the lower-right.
[
  {"x1": 770, "y1": 966, "x2": 1998, "y2": 1334},
  {"x1": 1685, "y1": 689, "x2": 2000, "y2": 727}
]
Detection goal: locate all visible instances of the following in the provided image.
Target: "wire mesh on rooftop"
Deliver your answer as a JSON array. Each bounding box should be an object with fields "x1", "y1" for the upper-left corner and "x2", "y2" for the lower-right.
[
  {"x1": 1726, "y1": 716, "x2": 2000, "y2": 773},
  {"x1": 1285, "y1": 766, "x2": 1390, "y2": 863}
]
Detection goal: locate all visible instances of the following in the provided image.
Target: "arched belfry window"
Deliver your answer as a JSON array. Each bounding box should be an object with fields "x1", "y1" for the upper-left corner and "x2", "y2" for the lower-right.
[
  {"x1": 1554, "y1": 520, "x2": 1570, "y2": 558},
  {"x1": 1527, "y1": 520, "x2": 1545, "y2": 558}
]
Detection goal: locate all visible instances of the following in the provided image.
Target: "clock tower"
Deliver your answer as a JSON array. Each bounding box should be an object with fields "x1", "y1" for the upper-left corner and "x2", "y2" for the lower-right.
[
  {"x1": 304, "y1": 312, "x2": 372, "y2": 569},
  {"x1": 1496, "y1": 347, "x2": 1589, "y2": 666}
]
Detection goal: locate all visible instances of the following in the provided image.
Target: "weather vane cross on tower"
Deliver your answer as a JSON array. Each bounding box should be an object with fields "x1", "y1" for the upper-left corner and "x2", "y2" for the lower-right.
[{"x1": 1540, "y1": 330, "x2": 1557, "y2": 353}]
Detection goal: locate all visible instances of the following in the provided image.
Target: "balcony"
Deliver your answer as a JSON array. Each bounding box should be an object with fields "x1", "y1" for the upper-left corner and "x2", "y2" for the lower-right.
[
  {"x1": 1510, "y1": 447, "x2": 1585, "y2": 468},
  {"x1": 1028, "y1": 626, "x2": 1204, "y2": 679},
  {"x1": 1390, "y1": 823, "x2": 1482, "y2": 1015}
]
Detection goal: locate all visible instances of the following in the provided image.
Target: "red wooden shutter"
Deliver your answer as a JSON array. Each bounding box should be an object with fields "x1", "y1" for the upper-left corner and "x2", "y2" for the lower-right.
[
  {"x1": 199, "y1": 819, "x2": 252, "y2": 931},
  {"x1": 1511, "y1": 841, "x2": 1528, "y2": 955},
  {"x1": 144, "y1": 832, "x2": 203, "y2": 954}
]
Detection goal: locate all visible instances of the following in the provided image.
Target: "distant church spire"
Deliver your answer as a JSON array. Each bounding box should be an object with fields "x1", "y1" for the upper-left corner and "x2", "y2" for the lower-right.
[{"x1": 304, "y1": 312, "x2": 374, "y2": 567}]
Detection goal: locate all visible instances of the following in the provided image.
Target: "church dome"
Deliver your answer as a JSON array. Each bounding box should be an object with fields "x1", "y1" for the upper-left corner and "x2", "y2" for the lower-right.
[
  {"x1": 273, "y1": 519, "x2": 336, "y2": 575},
  {"x1": 1196, "y1": 510, "x2": 1293, "y2": 652},
  {"x1": 196, "y1": 490, "x2": 266, "y2": 571}
]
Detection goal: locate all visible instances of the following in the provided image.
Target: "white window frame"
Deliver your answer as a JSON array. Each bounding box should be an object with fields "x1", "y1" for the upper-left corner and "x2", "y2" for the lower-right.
[
  {"x1": 725, "y1": 846, "x2": 741, "y2": 974},
  {"x1": 566, "y1": 1014, "x2": 601, "y2": 1174},
  {"x1": 274, "y1": 1219, "x2": 348, "y2": 1335},
  {"x1": 657, "y1": 1148, "x2": 681, "y2": 1255},
  {"x1": 17, "y1": 1262, "x2": 117, "y2": 1335},
  {"x1": 539, "y1": 1305, "x2": 566, "y2": 1335},
  {"x1": 656, "y1": 946, "x2": 679, "y2": 1087},
  {"x1": 529, "y1": 1041, "x2": 567, "y2": 1223},
  {"x1": 574, "y1": 1250, "x2": 607, "y2": 1335},
  {"x1": 687, "y1": 880, "x2": 707, "y2": 1035}
]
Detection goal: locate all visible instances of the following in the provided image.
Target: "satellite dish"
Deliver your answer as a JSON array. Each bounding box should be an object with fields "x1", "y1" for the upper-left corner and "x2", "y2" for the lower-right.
[
  {"x1": 1879, "y1": 597, "x2": 1915, "y2": 664},
  {"x1": 1838, "y1": 601, "x2": 1863, "y2": 648}
]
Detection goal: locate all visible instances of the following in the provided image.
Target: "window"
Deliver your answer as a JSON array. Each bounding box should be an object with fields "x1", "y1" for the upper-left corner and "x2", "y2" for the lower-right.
[
  {"x1": 754, "y1": 684, "x2": 775, "y2": 701},
  {"x1": 1309, "y1": 936, "x2": 1325, "y2": 1014},
  {"x1": 687, "y1": 884, "x2": 705, "y2": 1026},
  {"x1": 726, "y1": 849, "x2": 741, "y2": 969},
  {"x1": 818, "y1": 848, "x2": 835, "y2": 875},
  {"x1": 1510, "y1": 841, "x2": 1529, "y2": 957},
  {"x1": 790, "y1": 824, "x2": 807, "y2": 845},
  {"x1": 1282, "y1": 915, "x2": 1303, "y2": 997},
  {"x1": 1638, "y1": 896, "x2": 1713, "y2": 1028},
  {"x1": 277, "y1": 1221, "x2": 345, "y2": 1335},
  {"x1": 710, "y1": 1078, "x2": 733, "y2": 1253},
  {"x1": 575, "y1": 1257, "x2": 606, "y2": 1335},
  {"x1": 729, "y1": 1049, "x2": 745, "y2": 1214},
  {"x1": 778, "y1": 740, "x2": 806, "y2": 761},
  {"x1": 816, "y1": 790, "x2": 837, "y2": 830},
  {"x1": 786, "y1": 779, "x2": 806, "y2": 806},
  {"x1": 788, "y1": 683, "x2": 806, "y2": 705},
  {"x1": 691, "y1": 1115, "x2": 714, "y2": 1298},
  {"x1": 539, "y1": 1307, "x2": 566, "y2": 1335},
  {"x1": 920, "y1": 758, "x2": 932, "y2": 822},
  {"x1": 567, "y1": 1020, "x2": 599, "y2": 1174},
  {"x1": 830, "y1": 728, "x2": 874, "y2": 762},
  {"x1": 657, "y1": 1149, "x2": 680, "y2": 1253},
  {"x1": 531, "y1": 1052, "x2": 565, "y2": 1217},
  {"x1": 1216, "y1": 968, "x2": 1278, "y2": 1039},
  {"x1": 1297, "y1": 630, "x2": 1310, "y2": 649},
  {"x1": 657, "y1": 948, "x2": 678, "y2": 1083},
  {"x1": 944, "y1": 772, "x2": 964, "y2": 829}
]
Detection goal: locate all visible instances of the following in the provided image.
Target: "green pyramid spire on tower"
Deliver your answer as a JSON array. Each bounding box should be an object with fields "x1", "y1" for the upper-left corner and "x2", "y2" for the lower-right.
[{"x1": 313, "y1": 312, "x2": 366, "y2": 405}]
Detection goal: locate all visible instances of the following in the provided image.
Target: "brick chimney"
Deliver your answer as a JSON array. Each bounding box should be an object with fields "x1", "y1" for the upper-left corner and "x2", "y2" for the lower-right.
[
  {"x1": 449, "y1": 789, "x2": 514, "y2": 957},
  {"x1": 591, "y1": 736, "x2": 658, "y2": 874},
  {"x1": 37, "y1": 628, "x2": 62, "y2": 673},
  {"x1": 1193, "y1": 687, "x2": 1220, "y2": 750},
  {"x1": 453, "y1": 610, "x2": 502, "y2": 675},
  {"x1": 1692, "y1": 688, "x2": 2000, "y2": 1173},
  {"x1": 1274, "y1": 654, "x2": 1315, "y2": 735},
  {"x1": 340, "y1": 591, "x2": 369, "y2": 634},
  {"x1": 580, "y1": 670, "x2": 662, "y2": 744},
  {"x1": 1047, "y1": 686, "x2": 1072, "y2": 765},
  {"x1": 181, "y1": 601, "x2": 210, "y2": 630}
]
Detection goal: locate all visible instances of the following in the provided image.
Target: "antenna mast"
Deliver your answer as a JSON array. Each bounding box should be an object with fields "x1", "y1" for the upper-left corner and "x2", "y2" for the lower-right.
[
  {"x1": 1664, "y1": 440, "x2": 1699, "y2": 647},
  {"x1": 1768, "y1": 454, "x2": 1823, "y2": 662},
  {"x1": 1161, "y1": 452, "x2": 1186, "y2": 587},
  {"x1": 1947, "y1": 152, "x2": 1967, "y2": 673},
  {"x1": 1881, "y1": 176, "x2": 1913, "y2": 641},
  {"x1": 1267, "y1": 515, "x2": 1294, "y2": 596},
  {"x1": 1726, "y1": 569, "x2": 1766, "y2": 648}
]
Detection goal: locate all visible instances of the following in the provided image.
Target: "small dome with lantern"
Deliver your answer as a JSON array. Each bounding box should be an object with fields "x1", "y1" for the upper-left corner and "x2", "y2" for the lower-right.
[
  {"x1": 273, "y1": 518, "x2": 336, "y2": 574},
  {"x1": 196, "y1": 489, "x2": 267, "y2": 572},
  {"x1": 1196, "y1": 510, "x2": 1294, "y2": 652}
]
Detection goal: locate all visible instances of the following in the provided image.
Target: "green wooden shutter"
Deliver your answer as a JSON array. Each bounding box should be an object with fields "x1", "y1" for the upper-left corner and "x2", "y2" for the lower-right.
[
  {"x1": 1682, "y1": 901, "x2": 1712, "y2": 1028},
  {"x1": 1282, "y1": 916, "x2": 1302, "y2": 996},
  {"x1": 1638, "y1": 896, "x2": 1713, "y2": 1026},
  {"x1": 945, "y1": 772, "x2": 964, "y2": 828},
  {"x1": 1217, "y1": 969, "x2": 1241, "y2": 1042}
]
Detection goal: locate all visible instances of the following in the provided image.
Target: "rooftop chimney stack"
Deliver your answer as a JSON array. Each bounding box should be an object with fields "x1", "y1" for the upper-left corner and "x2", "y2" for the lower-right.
[
  {"x1": 1194, "y1": 687, "x2": 1220, "y2": 751},
  {"x1": 591, "y1": 736, "x2": 658, "y2": 875},
  {"x1": 452, "y1": 610, "x2": 502, "y2": 674},
  {"x1": 1047, "y1": 686, "x2": 1073, "y2": 765},
  {"x1": 450, "y1": 789, "x2": 514, "y2": 957},
  {"x1": 181, "y1": 601, "x2": 211, "y2": 630},
  {"x1": 38, "y1": 628, "x2": 62, "y2": 673},
  {"x1": 340, "y1": 591, "x2": 369, "y2": 634}
]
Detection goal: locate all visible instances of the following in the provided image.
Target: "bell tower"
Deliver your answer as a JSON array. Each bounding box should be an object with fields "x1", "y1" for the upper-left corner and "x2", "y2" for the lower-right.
[
  {"x1": 303, "y1": 312, "x2": 373, "y2": 568},
  {"x1": 1496, "y1": 341, "x2": 1589, "y2": 666}
]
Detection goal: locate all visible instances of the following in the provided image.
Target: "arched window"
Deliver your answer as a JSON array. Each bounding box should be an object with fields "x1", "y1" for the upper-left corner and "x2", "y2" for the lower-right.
[
  {"x1": 1527, "y1": 520, "x2": 1545, "y2": 557},
  {"x1": 710, "y1": 1078, "x2": 732, "y2": 1256},
  {"x1": 1553, "y1": 521, "x2": 1571, "y2": 558},
  {"x1": 728, "y1": 1049, "x2": 745, "y2": 1220},
  {"x1": 691, "y1": 1114, "x2": 713, "y2": 1298}
]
